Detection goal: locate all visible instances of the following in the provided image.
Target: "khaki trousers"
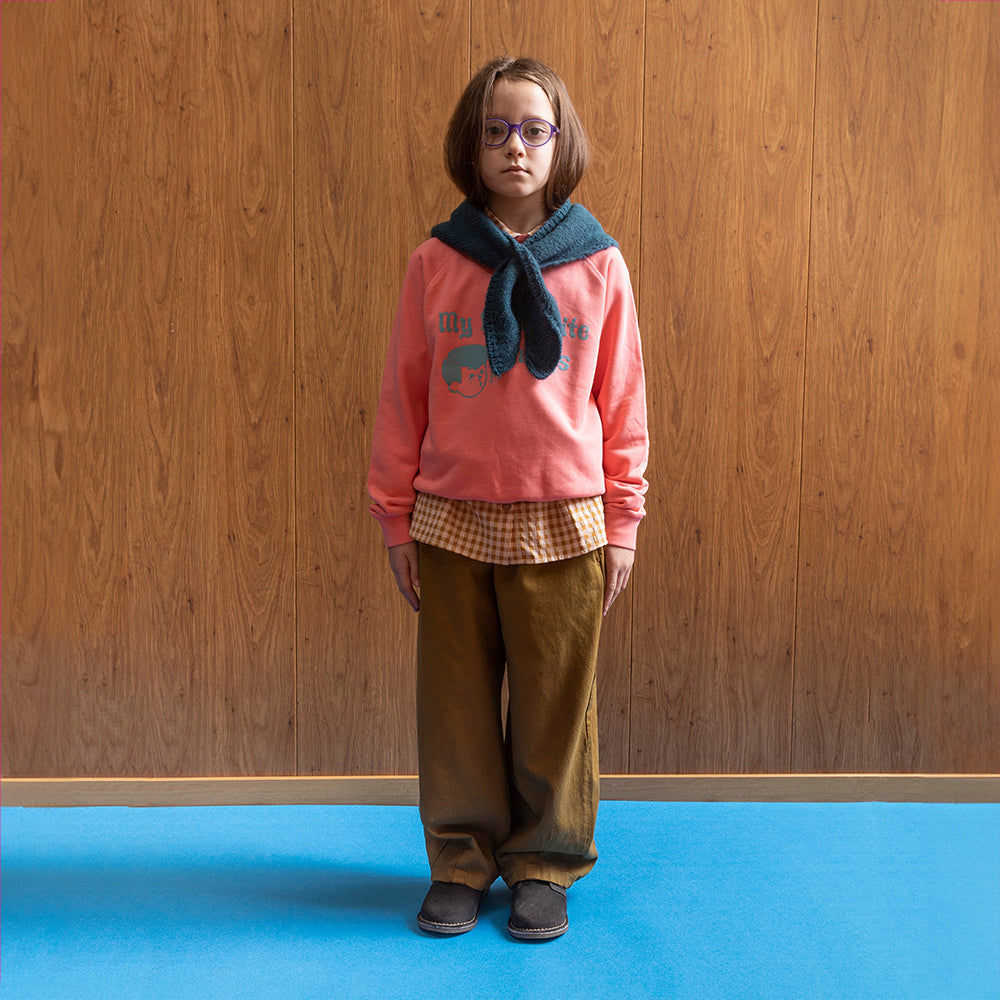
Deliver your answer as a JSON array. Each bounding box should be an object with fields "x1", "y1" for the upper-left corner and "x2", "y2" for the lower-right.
[{"x1": 416, "y1": 543, "x2": 605, "y2": 891}]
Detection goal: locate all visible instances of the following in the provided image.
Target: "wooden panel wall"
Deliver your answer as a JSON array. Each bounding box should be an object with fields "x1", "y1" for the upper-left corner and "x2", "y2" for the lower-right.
[
  {"x1": 632, "y1": 0, "x2": 816, "y2": 772},
  {"x1": 2, "y1": 1, "x2": 296, "y2": 776},
  {"x1": 3, "y1": 0, "x2": 998, "y2": 780},
  {"x1": 793, "y1": 0, "x2": 1000, "y2": 772}
]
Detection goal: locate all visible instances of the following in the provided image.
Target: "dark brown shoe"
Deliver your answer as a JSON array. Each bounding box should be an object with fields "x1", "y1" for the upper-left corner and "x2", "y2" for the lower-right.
[
  {"x1": 507, "y1": 880, "x2": 569, "y2": 941},
  {"x1": 417, "y1": 881, "x2": 488, "y2": 935}
]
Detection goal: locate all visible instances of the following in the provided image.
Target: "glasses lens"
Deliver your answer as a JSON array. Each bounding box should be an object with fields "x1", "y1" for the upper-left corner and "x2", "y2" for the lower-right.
[
  {"x1": 520, "y1": 119, "x2": 554, "y2": 146},
  {"x1": 483, "y1": 119, "x2": 509, "y2": 146}
]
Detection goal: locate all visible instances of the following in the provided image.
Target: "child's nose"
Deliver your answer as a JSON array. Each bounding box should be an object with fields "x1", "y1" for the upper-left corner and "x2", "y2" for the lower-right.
[{"x1": 505, "y1": 128, "x2": 526, "y2": 153}]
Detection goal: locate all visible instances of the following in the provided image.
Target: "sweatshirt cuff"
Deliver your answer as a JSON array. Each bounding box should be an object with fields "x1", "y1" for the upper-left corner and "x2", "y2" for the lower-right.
[
  {"x1": 378, "y1": 514, "x2": 415, "y2": 548},
  {"x1": 604, "y1": 508, "x2": 642, "y2": 550}
]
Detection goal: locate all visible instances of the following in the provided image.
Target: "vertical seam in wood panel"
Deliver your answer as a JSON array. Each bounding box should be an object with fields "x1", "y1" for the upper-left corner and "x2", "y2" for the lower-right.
[
  {"x1": 789, "y1": 0, "x2": 824, "y2": 773},
  {"x1": 290, "y1": 0, "x2": 299, "y2": 776}
]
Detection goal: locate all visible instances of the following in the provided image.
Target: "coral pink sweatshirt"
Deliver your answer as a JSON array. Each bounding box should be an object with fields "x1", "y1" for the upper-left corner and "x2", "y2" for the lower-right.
[{"x1": 368, "y1": 237, "x2": 649, "y2": 549}]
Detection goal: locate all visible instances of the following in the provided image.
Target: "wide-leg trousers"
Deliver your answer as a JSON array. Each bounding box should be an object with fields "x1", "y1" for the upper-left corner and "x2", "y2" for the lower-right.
[{"x1": 416, "y1": 542, "x2": 605, "y2": 891}]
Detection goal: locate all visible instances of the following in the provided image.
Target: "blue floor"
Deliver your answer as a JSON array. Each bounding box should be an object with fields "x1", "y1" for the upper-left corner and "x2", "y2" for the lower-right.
[{"x1": 1, "y1": 801, "x2": 997, "y2": 999}]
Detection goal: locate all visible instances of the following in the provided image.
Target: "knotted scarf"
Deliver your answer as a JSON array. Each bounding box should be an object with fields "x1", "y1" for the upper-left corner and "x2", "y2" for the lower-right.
[{"x1": 431, "y1": 200, "x2": 618, "y2": 379}]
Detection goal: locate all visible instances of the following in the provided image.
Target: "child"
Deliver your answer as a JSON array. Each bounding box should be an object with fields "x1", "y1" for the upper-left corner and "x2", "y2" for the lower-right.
[{"x1": 368, "y1": 56, "x2": 648, "y2": 941}]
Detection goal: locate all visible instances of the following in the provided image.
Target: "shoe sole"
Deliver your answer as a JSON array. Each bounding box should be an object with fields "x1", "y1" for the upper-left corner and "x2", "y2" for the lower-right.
[
  {"x1": 506, "y1": 918, "x2": 569, "y2": 941},
  {"x1": 417, "y1": 914, "x2": 479, "y2": 935}
]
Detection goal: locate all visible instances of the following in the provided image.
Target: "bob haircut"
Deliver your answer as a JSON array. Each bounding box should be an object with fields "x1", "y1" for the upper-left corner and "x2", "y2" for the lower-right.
[{"x1": 444, "y1": 56, "x2": 590, "y2": 212}]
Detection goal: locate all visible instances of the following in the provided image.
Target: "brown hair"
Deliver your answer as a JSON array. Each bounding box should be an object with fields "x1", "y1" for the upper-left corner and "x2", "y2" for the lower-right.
[{"x1": 443, "y1": 56, "x2": 590, "y2": 211}]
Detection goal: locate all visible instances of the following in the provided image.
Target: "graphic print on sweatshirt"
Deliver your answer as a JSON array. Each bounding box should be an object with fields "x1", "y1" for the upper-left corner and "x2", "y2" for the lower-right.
[
  {"x1": 441, "y1": 343, "x2": 489, "y2": 397},
  {"x1": 438, "y1": 309, "x2": 592, "y2": 397}
]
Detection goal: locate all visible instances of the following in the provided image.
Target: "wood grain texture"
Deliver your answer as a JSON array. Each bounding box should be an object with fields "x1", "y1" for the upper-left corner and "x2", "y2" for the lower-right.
[
  {"x1": 130, "y1": 0, "x2": 295, "y2": 775},
  {"x1": 1, "y1": 5, "x2": 115, "y2": 773},
  {"x1": 793, "y1": 1, "x2": 1000, "y2": 771},
  {"x1": 474, "y1": 0, "x2": 645, "y2": 773},
  {"x1": 630, "y1": 0, "x2": 816, "y2": 772},
  {"x1": 2, "y1": 0, "x2": 296, "y2": 776},
  {"x1": 293, "y1": 0, "x2": 468, "y2": 774}
]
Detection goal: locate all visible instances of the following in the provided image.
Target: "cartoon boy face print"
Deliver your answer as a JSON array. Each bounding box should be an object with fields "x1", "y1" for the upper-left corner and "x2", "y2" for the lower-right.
[{"x1": 442, "y1": 344, "x2": 489, "y2": 398}]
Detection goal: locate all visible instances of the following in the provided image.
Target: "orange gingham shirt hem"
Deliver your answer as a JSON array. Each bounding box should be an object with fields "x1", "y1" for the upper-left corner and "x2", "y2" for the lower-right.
[{"x1": 410, "y1": 493, "x2": 607, "y2": 565}]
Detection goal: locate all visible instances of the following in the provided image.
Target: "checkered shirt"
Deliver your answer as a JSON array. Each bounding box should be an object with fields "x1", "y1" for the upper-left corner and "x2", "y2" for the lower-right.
[{"x1": 410, "y1": 493, "x2": 607, "y2": 565}]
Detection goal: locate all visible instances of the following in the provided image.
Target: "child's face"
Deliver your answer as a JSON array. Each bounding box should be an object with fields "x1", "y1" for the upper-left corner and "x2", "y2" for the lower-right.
[{"x1": 479, "y1": 79, "x2": 557, "y2": 218}]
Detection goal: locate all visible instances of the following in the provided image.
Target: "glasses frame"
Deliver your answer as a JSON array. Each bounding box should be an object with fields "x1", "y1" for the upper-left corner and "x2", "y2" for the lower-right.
[{"x1": 481, "y1": 117, "x2": 561, "y2": 148}]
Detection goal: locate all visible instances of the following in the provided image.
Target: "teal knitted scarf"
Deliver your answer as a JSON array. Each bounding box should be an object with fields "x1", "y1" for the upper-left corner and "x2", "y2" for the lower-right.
[{"x1": 431, "y1": 200, "x2": 618, "y2": 379}]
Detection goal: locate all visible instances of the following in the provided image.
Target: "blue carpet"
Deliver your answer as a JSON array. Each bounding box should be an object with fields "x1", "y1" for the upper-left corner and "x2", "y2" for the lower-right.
[{"x1": 1, "y1": 801, "x2": 997, "y2": 999}]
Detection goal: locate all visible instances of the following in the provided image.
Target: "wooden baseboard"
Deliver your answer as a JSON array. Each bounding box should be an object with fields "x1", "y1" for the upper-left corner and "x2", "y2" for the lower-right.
[{"x1": 2, "y1": 773, "x2": 997, "y2": 807}]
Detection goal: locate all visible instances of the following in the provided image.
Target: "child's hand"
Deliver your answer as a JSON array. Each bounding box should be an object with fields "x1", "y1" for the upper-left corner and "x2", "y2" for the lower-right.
[
  {"x1": 388, "y1": 541, "x2": 421, "y2": 612},
  {"x1": 603, "y1": 545, "x2": 635, "y2": 616}
]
